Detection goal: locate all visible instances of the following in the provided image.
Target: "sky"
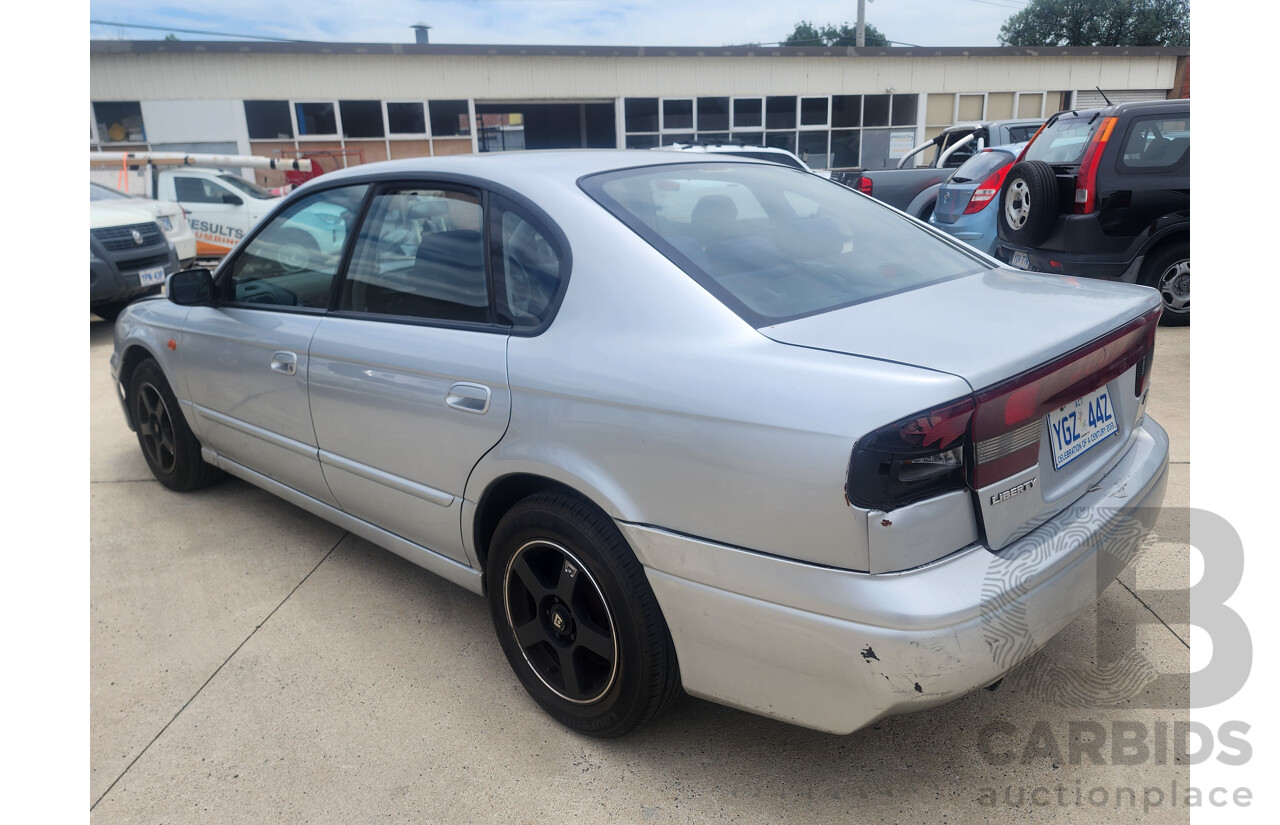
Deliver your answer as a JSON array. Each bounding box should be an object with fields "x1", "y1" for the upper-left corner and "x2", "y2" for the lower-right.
[{"x1": 88, "y1": 0, "x2": 1026, "y2": 48}]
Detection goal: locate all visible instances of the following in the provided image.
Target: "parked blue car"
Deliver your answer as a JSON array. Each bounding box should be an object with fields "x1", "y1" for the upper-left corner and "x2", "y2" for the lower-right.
[{"x1": 928, "y1": 142, "x2": 1027, "y2": 255}]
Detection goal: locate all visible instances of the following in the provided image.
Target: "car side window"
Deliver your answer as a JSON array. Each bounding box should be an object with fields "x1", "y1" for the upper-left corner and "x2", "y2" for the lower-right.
[
  {"x1": 1006, "y1": 125, "x2": 1038, "y2": 142},
  {"x1": 175, "y1": 177, "x2": 232, "y2": 204},
  {"x1": 1118, "y1": 115, "x2": 1190, "y2": 171},
  {"x1": 491, "y1": 198, "x2": 565, "y2": 328},
  {"x1": 227, "y1": 184, "x2": 368, "y2": 308},
  {"x1": 340, "y1": 188, "x2": 491, "y2": 323}
]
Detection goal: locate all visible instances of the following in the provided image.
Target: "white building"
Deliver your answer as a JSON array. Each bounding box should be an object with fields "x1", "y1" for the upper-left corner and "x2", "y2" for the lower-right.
[{"x1": 90, "y1": 40, "x2": 1189, "y2": 186}]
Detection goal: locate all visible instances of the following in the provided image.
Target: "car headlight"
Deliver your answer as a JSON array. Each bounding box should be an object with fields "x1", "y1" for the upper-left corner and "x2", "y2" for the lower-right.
[{"x1": 158, "y1": 216, "x2": 173, "y2": 232}]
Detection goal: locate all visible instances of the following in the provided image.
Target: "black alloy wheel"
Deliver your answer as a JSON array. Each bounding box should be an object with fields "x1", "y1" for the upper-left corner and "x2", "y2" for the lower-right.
[
  {"x1": 135, "y1": 379, "x2": 178, "y2": 476},
  {"x1": 129, "y1": 359, "x2": 222, "y2": 491},
  {"x1": 486, "y1": 491, "x2": 681, "y2": 737},
  {"x1": 502, "y1": 539, "x2": 618, "y2": 703}
]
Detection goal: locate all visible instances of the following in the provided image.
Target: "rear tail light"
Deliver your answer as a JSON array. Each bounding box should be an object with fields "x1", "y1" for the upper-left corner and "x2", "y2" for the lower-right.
[
  {"x1": 1074, "y1": 116, "x2": 1118, "y2": 214},
  {"x1": 847, "y1": 398, "x2": 974, "y2": 509},
  {"x1": 1134, "y1": 312, "x2": 1159, "y2": 396},
  {"x1": 857, "y1": 176, "x2": 873, "y2": 196},
  {"x1": 963, "y1": 163, "x2": 1013, "y2": 214},
  {"x1": 970, "y1": 305, "x2": 1160, "y2": 487},
  {"x1": 849, "y1": 306, "x2": 1162, "y2": 506}
]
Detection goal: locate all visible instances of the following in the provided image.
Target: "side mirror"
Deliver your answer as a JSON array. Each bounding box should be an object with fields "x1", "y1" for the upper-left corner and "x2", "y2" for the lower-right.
[
  {"x1": 168, "y1": 268, "x2": 216, "y2": 306},
  {"x1": 221, "y1": 193, "x2": 243, "y2": 206}
]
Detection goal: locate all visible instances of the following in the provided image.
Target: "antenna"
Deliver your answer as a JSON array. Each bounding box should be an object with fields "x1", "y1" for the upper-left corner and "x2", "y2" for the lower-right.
[{"x1": 1096, "y1": 87, "x2": 1113, "y2": 106}]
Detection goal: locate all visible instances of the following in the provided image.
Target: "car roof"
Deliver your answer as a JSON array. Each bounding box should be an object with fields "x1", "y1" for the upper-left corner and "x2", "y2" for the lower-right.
[
  {"x1": 1054, "y1": 98, "x2": 1190, "y2": 119},
  {"x1": 939, "y1": 118, "x2": 1042, "y2": 134},
  {"x1": 293, "y1": 149, "x2": 784, "y2": 197}
]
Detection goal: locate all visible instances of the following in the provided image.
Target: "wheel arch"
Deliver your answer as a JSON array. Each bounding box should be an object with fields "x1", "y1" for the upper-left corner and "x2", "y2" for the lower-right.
[
  {"x1": 906, "y1": 183, "x2": 941, "y2": 221},
  {"x1": 117, "y1": 342, "x2": 164, "y2": 429},
  {"x1": 468, "y1": 469, "x2": 634, "y2": 586},
  {"x1": 1137, "y1": 223, "x2": 1190, "y2": 262}
]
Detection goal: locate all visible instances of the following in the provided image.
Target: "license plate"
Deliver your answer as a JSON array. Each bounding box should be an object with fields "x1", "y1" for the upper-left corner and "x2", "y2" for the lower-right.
[
  {"x1": 1010, "y1": 250, "x2": 1030, "y2": 269},
  {"x1": 158, "y1": 216, "x2": 173, "y2": 231},
  {"x1": 1047, "y1": 386, "x2": 1118, "y2": 470},
  {"x1": 138, "y1": 266, "x2": 167, "y2": 287}
]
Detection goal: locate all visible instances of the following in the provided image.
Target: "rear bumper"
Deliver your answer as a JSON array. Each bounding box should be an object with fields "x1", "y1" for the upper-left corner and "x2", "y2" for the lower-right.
[
  {"x1": 622, "y1": 416, "x2": 1169, "y2": 734},
  {"x1": 930, "y1": 212, "x2": 999, "y2": 256},
  {"x1": 997, "y1": 213, "x2": 1137, "y2": 279}
]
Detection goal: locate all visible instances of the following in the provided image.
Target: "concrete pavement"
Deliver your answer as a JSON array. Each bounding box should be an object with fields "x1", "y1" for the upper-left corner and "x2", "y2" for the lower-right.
[{"x1": 90, "y1": 320, "x2": 1190, "y2": 823}]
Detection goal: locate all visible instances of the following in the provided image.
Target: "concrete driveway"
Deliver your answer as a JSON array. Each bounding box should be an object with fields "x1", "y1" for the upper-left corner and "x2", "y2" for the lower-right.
[{"x1": 90, "y1": 319, "x2": 1190, "y2": 823}]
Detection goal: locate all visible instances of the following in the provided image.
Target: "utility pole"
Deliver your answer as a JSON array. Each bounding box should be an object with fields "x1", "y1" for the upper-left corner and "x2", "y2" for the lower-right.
[{"x1": 856, "y1": 0, "x2": 866, "y2": 47}]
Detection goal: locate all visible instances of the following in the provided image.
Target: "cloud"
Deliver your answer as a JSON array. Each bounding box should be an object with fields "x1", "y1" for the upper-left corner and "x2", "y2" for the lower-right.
[{"x1": 89, "y1": 0, "x2": 1012, "y2": 47}]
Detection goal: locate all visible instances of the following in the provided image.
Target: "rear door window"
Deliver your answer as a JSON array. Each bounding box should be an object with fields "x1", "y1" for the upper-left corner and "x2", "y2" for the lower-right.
[
  {"x1": 1118, "y1": 115, "x2": 1190, "y2": 171},
  {"x1": 491, "y1": 196, "x2": 565, "y2": 328},
  {"x1": 339, "y1": 188, "x2": 492, "y2": 324}
]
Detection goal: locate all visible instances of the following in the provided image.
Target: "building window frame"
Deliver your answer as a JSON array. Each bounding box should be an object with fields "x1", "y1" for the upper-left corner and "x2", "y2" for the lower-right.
[
  {"x1": 385, "y1": 101, "x2": 431, "y2": 138},
  {"x1": 1012, "y1": 91, "x2": 1048, "y2": 120},
  {"x1": 292, "y1": 100, "x2": 342, "y2": 140},
  {"x1": 659, "y1": 97, "x2": 696, "y2": 133},
  {"x1": 953, "y1": 92, "x2": 989, "y2": 123},
  {"x1": 730, "y1": 96, "x2": 764, "y2": 132}
]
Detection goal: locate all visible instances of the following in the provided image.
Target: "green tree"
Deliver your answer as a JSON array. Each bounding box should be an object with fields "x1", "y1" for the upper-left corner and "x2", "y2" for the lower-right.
[
  {"x1": 998, "y1": 0, "x2": 1189, "y2": 47},
  {"x1": 783, "y1": 20, "x2": 890, "y2": 47}
]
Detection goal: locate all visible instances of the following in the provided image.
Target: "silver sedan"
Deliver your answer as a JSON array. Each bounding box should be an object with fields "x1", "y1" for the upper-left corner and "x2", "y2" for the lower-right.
[{"x1": 111, "y1": 150, "x2": 1168, "y2": 738}]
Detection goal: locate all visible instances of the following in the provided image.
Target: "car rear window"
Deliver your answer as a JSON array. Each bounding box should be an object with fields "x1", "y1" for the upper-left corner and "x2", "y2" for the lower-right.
[
  {"x1": 1023, "y1": 113, "x2": 1101, "y2": 166},
  {"x1": 581, "y1": 163, "x2": 990, "y2": 326},
  {"x1": 948, "y1": 149, "x2": 1015, "y2": 184}
]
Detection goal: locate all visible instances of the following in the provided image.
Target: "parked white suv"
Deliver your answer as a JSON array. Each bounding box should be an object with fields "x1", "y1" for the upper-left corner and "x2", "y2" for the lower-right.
[{"x1": 90, "y1": 182, "x2": 197, "y2": 267}]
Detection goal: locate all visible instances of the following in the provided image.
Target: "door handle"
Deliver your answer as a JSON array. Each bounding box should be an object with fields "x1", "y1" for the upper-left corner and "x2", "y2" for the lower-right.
[
  {"x1": 270, "y1": 351, "x2": 298, "y2": 376},
  {"x1": 446, "y1": 382, "x2": 491, "y2": 414}
]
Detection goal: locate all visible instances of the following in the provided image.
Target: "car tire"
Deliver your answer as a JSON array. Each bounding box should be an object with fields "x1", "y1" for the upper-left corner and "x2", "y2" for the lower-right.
[
  {"x1": 996, "y1": 160, "x2": 1059, "y2": 246},
  {"x1": 1139, "y1": 241, "x2": 1190, "y2": 327},
  {"x1": 276, "y1": 229, "x2": 320, "y2": 272},
  {"x1": 129, "y1": 359, "x2": 222, "y2": 492},
  {"x1": 485, "y1": 491, "x2": 681, "y2": 738}
]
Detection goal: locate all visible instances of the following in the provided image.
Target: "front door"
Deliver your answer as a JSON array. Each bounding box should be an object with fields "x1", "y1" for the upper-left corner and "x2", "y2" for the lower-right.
[
  {"x1": 179, "y1": 183, "x2": 369, "y2": 505},
  {"x1": 171, "y1": 174, "x2": 254, "y2": 256}
]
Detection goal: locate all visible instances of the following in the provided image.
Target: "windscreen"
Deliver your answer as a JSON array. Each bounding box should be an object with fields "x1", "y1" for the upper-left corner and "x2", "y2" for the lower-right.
[
  {"x1": 89, "y1": 182, "x2": 130, "y2": 202},
  {"x1": 582, "y1": 163, "x2": 989, "y2": 326},
  {"x1": 1023, "y1": 113, "x2": 1102, "y2": 166},
  {"x1": 218, "y1": 174, "x2": 275, "y2": 199}
]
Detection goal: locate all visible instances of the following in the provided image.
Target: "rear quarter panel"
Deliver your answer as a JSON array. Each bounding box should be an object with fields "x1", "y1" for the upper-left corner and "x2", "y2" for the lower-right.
[{"x1": 464, "y1": 194, "x2": 973, "y2": 571}]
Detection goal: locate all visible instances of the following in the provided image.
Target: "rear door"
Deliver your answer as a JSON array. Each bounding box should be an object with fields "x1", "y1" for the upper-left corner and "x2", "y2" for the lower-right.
[
  {"x1": 307, "y1": 184, "x2": 565, "y2": 564},
  {"x1": 1099, "y1": 107, "x2": 1190, "y2": 233}
]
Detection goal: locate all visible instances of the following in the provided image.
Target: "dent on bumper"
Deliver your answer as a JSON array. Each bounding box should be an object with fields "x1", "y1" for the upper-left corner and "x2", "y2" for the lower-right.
[{"x1": 621, "y1": 417, "x2": 1169, "y2": 735}]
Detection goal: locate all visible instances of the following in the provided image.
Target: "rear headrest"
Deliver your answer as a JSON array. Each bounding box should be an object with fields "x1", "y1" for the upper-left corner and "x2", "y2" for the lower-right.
[
  {"x1": 691, "y1": 195, "x2": 738, "y2": 224},
  {"x1": 416, "y1": 230, "x2": 483, "y2": 267}
]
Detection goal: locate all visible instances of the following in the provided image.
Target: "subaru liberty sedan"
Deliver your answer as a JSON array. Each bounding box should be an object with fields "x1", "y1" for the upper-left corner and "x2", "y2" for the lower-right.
[{"x1": 112, "y1": 151, "x2": 1168, "y2": 738}]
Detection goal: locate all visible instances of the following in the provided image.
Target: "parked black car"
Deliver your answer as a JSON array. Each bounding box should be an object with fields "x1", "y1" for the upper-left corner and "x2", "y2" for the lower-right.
[{"x1": 994, "y1": 99, "x2": 1189, "y2": 325}]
